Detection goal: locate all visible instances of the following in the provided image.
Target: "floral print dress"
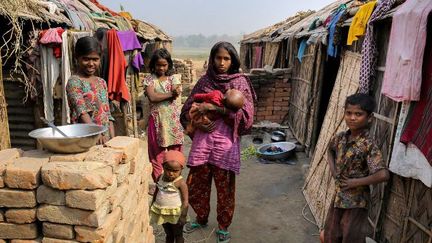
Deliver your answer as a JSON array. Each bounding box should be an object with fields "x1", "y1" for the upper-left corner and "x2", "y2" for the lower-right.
[
  {"x1": 143, "y1": 74, "x2": 184, "y2": 147},
  {"x1": 66, "y1": 75, "x2": 114, "y2": 133}
]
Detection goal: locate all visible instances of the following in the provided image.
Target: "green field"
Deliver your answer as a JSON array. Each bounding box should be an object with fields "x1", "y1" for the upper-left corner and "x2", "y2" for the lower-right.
[{"x1": 172, "y1": 48, "x2": 209, "y2": 61}]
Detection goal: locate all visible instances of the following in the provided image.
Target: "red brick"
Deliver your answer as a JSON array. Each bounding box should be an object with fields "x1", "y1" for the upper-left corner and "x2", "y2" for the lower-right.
[
  {"x1": 275, "y1": 92, "x2": 290, "y2": 98},
  {"x1": 274, "y1": 111, "x2": 288, "y2": 116},
  {"x1": 273, "y1": 106, "x2": 282, "y2": 111},
  {"x1": 275, "y1": 82, "x2": 290, "y2": 88},
  {"x1": 274, "y1": 101, "x2": 288, "y2": 106},
  {"x1": 256, "y1": 111, "x2": 272, "y2": 116},
  {"x1": 281, "y1": 107, "x2": 289, "y2": 111}
]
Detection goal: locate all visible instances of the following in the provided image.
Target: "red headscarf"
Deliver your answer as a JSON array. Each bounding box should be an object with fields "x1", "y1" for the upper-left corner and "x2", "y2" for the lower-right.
[{"x1": 163, "y1": 150, "x2": 186, "y2": 168}]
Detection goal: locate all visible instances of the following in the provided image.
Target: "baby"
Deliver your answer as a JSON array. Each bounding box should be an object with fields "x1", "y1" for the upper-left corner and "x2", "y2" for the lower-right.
[{"x1": 186, "y1": 89, "x2": 245, "y2": 137}]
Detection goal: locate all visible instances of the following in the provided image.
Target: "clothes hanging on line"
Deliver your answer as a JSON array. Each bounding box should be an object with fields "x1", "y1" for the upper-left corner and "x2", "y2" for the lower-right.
[
  {"x1": 347, "y1": 1, "x2": 377, "y2": 45},
  {"x1": 381, "y1": 0, "x2": 432, "y2": 101},
  {"x1": 107, "y1": 29, "x2": 130, "y2": 102}
]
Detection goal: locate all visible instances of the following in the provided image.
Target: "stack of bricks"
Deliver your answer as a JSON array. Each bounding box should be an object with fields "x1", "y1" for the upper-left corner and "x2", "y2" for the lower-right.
[
  {"x1": 173, "y1": 58, "x2": 195, "y2": 84},
  {"x1": 0, "y1": 136, "x2": 154, "y2": 243},
  {"x1": 0, "y1": 148, "x2": 41, "y2": 242},
  {"x1": 248, "y1": 68, "x2": 292, "y2": 123}
]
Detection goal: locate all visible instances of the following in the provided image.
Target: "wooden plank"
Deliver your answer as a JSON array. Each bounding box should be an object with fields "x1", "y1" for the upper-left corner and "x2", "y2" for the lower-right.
[
  {"x1": 407, "y1": 217, "x2": 432, "y2": 237},
  {"x1": 291, "y1": 77, "x2": 312, "y2": 85},
  {"x1": 373, "y1": 112, "x2": 395, "y2": 125},
  {"x1": 0, "y1": 55, "x2": 11, "y2": 149}
]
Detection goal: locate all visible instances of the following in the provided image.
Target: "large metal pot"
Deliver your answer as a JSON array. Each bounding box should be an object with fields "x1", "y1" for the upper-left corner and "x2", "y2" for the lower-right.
[
  {"x1": 256, "y1": 142, "x2": 296, "y2": 161},
  {"x1": 28, "y1": 124, "x2": 107, "y2": 154}
]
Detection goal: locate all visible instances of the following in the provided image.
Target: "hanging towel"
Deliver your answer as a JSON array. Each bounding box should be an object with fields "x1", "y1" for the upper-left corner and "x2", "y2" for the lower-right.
[
  {"x1": 107, "y1": 29, "x2": 130, "y2": 102},
  {"x1": 347, "y1": 1, "x2": 377, "y2": 45},
  {"x1": 358, "y1": 0, "x2": 397, "y2": 94},
  {"x1": 381, "y1": 0, "x2": 432, "y2": 101}
]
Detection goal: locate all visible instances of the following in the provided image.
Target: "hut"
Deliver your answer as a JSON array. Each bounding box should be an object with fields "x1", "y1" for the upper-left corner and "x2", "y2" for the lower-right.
[
  {"x1": 0, "y1": 0, "x2": 172, "y2": 149},
  {"x1": 243, "y1": 0, "x2": 432, "y2": 242}
]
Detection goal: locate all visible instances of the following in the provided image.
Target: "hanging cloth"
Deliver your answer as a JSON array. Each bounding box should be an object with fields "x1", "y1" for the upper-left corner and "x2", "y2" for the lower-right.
[
  {"x1": 107, "y1": 29, "x2": 130, "y2": 102},
  {"x1": 61, "y1": 30, "x2": 71, "y2": 124},
  {"x1": 347, "y1": 1, "x2": 377, "y2": 45},
  {"x1": 297, "y1": 39, "x2": 308, "y2": 63},
  {"x1": 116, "y1": 30, "x2": 144, "y2": 70},
  {"x1": 40, "y1": 46, "x2": 60, "y2": 122},
  {"x1": 381, "y1": 0, "x2": 432, "y2": 101},
  {"x1": 400, "y1": 32, "x2": 432, "y2": 165},
  {"x1": 253, "y1": 45, "x2": 263, "y2": 68},
  {"x1": 327, "y1": 6, "x2": 346, "y2": 57},
  {"x1": 358, "y1": 0, "x2": 397, "y2": 94}
]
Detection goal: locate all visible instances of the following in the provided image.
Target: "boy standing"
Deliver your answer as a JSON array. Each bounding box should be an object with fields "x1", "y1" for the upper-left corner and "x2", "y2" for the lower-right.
[{"x1": 324, "y1": 93, "x2": 390, "y2": 243}]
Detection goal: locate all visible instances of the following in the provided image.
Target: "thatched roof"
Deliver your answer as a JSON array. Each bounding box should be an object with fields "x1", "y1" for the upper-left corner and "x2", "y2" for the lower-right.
[
  {"x1": 241, "y1": 10, "x2": 314, "y2": 44},
  {"x1": 132, "y1": 19, "x2": 172, "y2": 42},
  {"x1": 274, "y1": 0, "x2": 353, "y2": 41},
  {"x1": 0, "y1": 0, "x2": 72, "y2": 25}
]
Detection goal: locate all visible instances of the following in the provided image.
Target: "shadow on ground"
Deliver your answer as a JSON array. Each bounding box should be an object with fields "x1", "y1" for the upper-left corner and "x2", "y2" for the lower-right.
[{"x1": 152, "y1": 133, "x2": 319, "y2": 243}]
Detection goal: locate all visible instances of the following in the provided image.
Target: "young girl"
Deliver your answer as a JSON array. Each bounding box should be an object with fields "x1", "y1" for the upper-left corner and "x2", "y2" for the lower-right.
[
  {"x1": 66, "y1": 36, "x2": 115, "y2": 144},
  {"x1": 143, "y1": 48, "x2": 184, "y2": 185},
  {"x1": 150, "y1": 150, "x2": 189, "y2": 243}
]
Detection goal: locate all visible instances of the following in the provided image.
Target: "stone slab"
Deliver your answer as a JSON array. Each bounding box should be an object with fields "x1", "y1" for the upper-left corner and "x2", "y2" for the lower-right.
[
  {"x1": 74, "y1": 207, "x2": 121, "y2": 242},
  {"x1": 5, "y1": 156, "x2": 49, "y2": 189},
  {"x1": 105, "y1": 136, "x2": 139, "y2": 162},
  {"x1": 37, "y1": 202, "x2": 110, "y2": 227},
  {"x1": 49, "y1": 151, "x2": 89, "y2": 162},
  {"x1": 41, "y1": 162, "x2": 113, "y2": 190},
  {"x1": 43, "y1": 222, "x2": 74, "y2": 240},
  {"x1": 10, "y1": 239, "x2": 42, "y2": 243},
  {"x1": 41, "y1": 238, "x2": 79, "y2": 243},
  {"x1": 0, "y1": 222, "x2": 38, "y2": 239},
  {"x1": 37, "y1": 185, "x2": 66, "y2": 206},
  {"x1": 5, "y1": 208, "x2": 37, "y2": 224},
  {"x1": 84, "y1": 146, "x2": 124, "y2": 166},
  {"x1": 115, "y1": 163, "x2": 130, "y2": 184},
  {"x1": 65, "y1": 178, "x2": 117, "y2": 211},
  {"x1": 0, "y1": 189, "x2": 36, "y2": 208},
  {"x1": 0, "y1": 148, "x2": 23, "y2": 188}
]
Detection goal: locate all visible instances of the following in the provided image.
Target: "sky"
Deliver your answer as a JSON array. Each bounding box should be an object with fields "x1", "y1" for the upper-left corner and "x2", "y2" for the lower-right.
[{"x1": 100, "y1": 0, "x2": 335, "y2": 37}]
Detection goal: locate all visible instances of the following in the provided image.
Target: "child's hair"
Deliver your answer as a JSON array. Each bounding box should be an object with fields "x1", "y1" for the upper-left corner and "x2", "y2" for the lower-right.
[
  {"x1": 209, "y1": 42, "x2": 241, "y2": 74},
  {"x1": 75, "y1": 36, "x2": 101, "y2": 58},
  {"x1": 225, "y1": 89, "x2": 245, "y2": 110},
  {"x1": 345, "y1": 93, "x2": 375, "y2": 115},
  {"x1": 149, "y1": 48, "x2": 174, "y2": 76}
]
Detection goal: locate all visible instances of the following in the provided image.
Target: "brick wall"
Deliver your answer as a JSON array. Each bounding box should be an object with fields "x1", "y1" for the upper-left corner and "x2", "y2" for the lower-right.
[
  {"x1": 249, "y1": 68, "x2": 292, "y2": 124},
  {"x1": 173, "y1": 58, "x2": 195, "y2": 85},
  {"x1": 0, "y1": 137, "x2": 155, "y2": 242}
]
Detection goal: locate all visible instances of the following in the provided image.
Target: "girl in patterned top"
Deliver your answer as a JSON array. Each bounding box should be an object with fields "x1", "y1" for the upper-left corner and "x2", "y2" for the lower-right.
[
  {"x1": 66, "y1": 36, "x2": 115, "y2": 144},
  {"x1": 143, "y1": 48, "x2": 184, "y2": 184}
]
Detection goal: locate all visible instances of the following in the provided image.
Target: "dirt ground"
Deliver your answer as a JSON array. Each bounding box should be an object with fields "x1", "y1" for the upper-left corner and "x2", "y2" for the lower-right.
[{"x1": 151, "y1": 132, "x2": 320, "y2": 243}]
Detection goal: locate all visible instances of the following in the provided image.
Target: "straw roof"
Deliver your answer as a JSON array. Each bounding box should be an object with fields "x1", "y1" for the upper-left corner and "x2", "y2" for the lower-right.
[
  {"x1": 132, "y1": 19, "x2": 172, "y2": 42},
  {"x1": 241, "y1": 10, "x2": 314, "y2": 44},
  {"x1": 0, "y1": 0, "x2": 72, "y2": 25},
  {"x1": 274, "y1": 0, "x2": 353, "y2": 41}
]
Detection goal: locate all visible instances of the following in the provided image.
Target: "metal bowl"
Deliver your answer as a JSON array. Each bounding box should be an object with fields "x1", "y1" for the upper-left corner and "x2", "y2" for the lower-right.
[
  {"x1": 256, "y1": 142, "x2": 296, "y2": 161},
  {"x1": 28, "y1": 124, "x2": 107, "y2": 154}
]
